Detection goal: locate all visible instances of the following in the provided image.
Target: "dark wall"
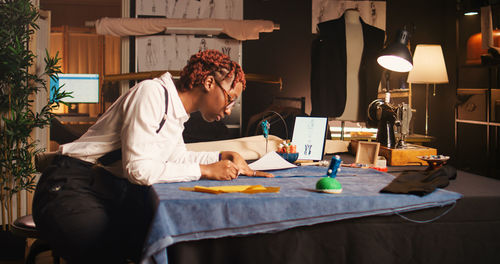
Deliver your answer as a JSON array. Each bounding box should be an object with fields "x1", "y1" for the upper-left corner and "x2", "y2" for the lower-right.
[
  {"x1": 243, "y1": 0, "x2": 312, "y2": 112},
  {"x1": 244, "y1": 0, "x2": 460, "y2": 159}
]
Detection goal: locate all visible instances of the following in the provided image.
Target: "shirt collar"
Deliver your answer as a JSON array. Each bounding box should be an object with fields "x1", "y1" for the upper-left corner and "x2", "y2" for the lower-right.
[{"x1": 158, "y1": 72, "x2": 190, "y2": 122}]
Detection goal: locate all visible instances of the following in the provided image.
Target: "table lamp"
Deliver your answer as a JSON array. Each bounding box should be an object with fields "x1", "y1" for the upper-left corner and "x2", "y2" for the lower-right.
[{"x1": 406, "y1": 44, "x2": 449, "y2": 135}]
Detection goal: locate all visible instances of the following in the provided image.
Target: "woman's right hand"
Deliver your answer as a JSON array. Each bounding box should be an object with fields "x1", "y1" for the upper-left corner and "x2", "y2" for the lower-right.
[{"x1": 200, "y1": 160, "x2": 239, "y2": 181}]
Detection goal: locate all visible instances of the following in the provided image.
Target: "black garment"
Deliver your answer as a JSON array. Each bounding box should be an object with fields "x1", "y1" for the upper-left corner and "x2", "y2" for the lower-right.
[
  {"x1": 380, "y1": 165, "x2": 457, "y2": 196},
  {"x1": 311, "y1": 14, "x2": 385, "y2": 120},
  {"x1": 32, "y1": 155, "x2": 153, "y2": 263}
]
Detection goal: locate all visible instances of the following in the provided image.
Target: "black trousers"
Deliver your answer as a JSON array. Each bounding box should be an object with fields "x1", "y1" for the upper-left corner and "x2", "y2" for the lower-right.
[{"x1": 32, "y1": 155, "x2": 153, "y2": 263}]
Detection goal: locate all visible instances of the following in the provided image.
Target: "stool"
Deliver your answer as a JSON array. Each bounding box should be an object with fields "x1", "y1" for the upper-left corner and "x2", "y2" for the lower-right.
[{"x1": 11, "y1": 214, "x2": 60, "y2": 264}]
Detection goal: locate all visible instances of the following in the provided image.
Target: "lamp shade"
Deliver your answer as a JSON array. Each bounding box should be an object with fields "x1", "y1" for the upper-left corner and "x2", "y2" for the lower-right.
[
  {"x1": 377, "y1": 29, "x2": 413, "y2": 72},
  {"x1": 407, "y1": 44, "x2": 448, "y2": 84}
]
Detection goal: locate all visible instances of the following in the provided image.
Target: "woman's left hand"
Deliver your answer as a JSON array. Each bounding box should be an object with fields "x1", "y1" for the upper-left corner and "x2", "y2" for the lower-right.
[{"x1": 220, "y1": 151, "x2": 274, "y2": 178}]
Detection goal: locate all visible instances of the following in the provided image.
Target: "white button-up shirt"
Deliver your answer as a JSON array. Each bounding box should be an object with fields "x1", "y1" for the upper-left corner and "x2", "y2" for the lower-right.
[{"x1": 60, "y1": 72, "x2": 220, "y2": 185}]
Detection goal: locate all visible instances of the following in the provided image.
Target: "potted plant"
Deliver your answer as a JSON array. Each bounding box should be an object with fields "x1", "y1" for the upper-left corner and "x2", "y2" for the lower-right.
[{"x1": 0, "y1": 0, "x2": 69, "y2": 243}]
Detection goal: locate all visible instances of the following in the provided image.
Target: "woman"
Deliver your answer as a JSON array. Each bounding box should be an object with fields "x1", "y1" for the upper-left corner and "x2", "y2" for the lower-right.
[{"x1": 33, "y1": 50, "x2": 272, "y2": 263}]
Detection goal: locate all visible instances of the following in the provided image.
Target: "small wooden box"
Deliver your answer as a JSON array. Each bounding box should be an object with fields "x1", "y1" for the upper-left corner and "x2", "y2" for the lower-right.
[
  {"x1": 378, "y1": 144, "x2": 437, "y2": 166},
  {"x1": 354, "y1": 141, "x2": 380, "y2": 166}
]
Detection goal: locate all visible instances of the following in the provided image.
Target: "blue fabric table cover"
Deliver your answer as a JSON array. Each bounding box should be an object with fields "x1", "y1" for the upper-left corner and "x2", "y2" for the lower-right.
[{"x1": 141, "y1": 166, "x2": 462, "y2": 264}]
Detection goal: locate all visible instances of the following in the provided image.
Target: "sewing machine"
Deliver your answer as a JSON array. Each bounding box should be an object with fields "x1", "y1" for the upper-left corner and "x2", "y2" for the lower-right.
[{"x1": 367, "y1": 99, "x2": 436, "y2": 166}]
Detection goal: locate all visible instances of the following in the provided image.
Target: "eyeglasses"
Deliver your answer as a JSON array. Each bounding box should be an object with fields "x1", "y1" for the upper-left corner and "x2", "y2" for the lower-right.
[{"x1": 214, "y1": 78, "x2": 237, "y2": 111}]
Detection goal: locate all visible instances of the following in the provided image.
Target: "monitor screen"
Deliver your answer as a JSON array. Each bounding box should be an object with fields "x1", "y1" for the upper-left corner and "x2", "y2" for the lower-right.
[
  {"x1": 50, "y1": 73, "x2": 99, "y2": 103},
  {"x1": 291, "y1": 116, "x2": 328, "y2": 161}
]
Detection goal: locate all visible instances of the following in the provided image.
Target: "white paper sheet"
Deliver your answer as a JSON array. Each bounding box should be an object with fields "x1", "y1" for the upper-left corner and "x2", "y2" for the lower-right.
[{"x1": 248, "y1": 151, "x2": 297, "y2": 171}]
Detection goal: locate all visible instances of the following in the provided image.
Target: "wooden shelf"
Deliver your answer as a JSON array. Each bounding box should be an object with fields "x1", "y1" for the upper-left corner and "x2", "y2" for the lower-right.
[{"x1": 456, "y1": 119, "x2": 500, "y2": 127}]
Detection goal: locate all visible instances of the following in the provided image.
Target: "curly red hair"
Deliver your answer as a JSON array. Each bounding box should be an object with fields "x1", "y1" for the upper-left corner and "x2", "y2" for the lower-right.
[{"x1": 178, "y1": 49, "x2": 246, "y2": 92}]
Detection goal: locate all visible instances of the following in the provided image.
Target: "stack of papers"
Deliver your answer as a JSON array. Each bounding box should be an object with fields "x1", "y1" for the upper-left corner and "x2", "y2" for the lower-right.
[{"x1": 248, "y1": 151, "x2": 297, "y2": 171}]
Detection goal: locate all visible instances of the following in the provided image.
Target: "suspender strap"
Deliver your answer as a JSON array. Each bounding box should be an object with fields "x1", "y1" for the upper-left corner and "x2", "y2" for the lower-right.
[
  {"x1": 156, "y1": 87, "x2": 169, "y2": 133},
  {"x1": 97, "y1": 87, "x2": 169, "y2": 166}
]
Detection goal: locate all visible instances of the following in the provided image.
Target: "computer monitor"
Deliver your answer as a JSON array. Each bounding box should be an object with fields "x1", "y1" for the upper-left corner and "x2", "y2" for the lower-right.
[
  {"x1": 291, "y1": 116, "x2": 328, "y2": 161},
  {"x1": 50, "y1": 73, "x2": 99, "y2": 103}
]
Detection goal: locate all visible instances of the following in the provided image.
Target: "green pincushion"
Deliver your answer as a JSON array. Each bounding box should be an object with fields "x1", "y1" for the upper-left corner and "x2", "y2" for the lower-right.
[{"x1": 316, "y1": 177, "x2": 343, "y2": 194}]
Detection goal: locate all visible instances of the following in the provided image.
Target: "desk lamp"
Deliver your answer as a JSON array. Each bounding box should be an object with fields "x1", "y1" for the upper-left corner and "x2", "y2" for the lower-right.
[
  {"x1": 377, "y1": 29, "x2": 413, "y2": 73},
  {"x1": 374, "y1": 29, "x2": 413, "y2": 148},
  {"x1": 406, "y1": 44, "x2": 448, "y2": 135}
]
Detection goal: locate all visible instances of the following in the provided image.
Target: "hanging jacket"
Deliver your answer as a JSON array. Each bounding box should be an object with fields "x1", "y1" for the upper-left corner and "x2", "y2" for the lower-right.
[{"x1": 311, "y1": 14, "x2": 385, "y2": 120}]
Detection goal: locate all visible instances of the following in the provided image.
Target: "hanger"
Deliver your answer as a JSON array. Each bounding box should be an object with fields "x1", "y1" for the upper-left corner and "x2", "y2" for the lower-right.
[
  {"x1": 344, "y1": 6, "x2": 360, "y2": 13},
  {"x1": 343, "y1": 6, "x2": 360, "y2": 17}
]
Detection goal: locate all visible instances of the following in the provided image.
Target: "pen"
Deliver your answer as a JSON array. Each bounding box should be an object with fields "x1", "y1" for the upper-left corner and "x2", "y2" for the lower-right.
[
  {"x1": 298, "y1": 162, "x2": 321, "y2": 166},
  {"x1": 297, "y1": 160, "x2": 329, "y2": 166}
]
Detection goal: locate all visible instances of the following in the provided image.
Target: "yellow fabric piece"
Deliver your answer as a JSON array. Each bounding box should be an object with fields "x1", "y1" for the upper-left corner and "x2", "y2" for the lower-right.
[
  {"x1": 179, "y1": 185, "x2": 280, "y2": 194},
  {"x1": 196, "y1": 185, "x2": 266, "y2": 193}
]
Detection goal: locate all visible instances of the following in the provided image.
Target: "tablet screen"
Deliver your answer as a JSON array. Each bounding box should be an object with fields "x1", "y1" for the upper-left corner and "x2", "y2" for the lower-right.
[{"x1": 291, "y1": 116, "x2": 328, "y2": 161}]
